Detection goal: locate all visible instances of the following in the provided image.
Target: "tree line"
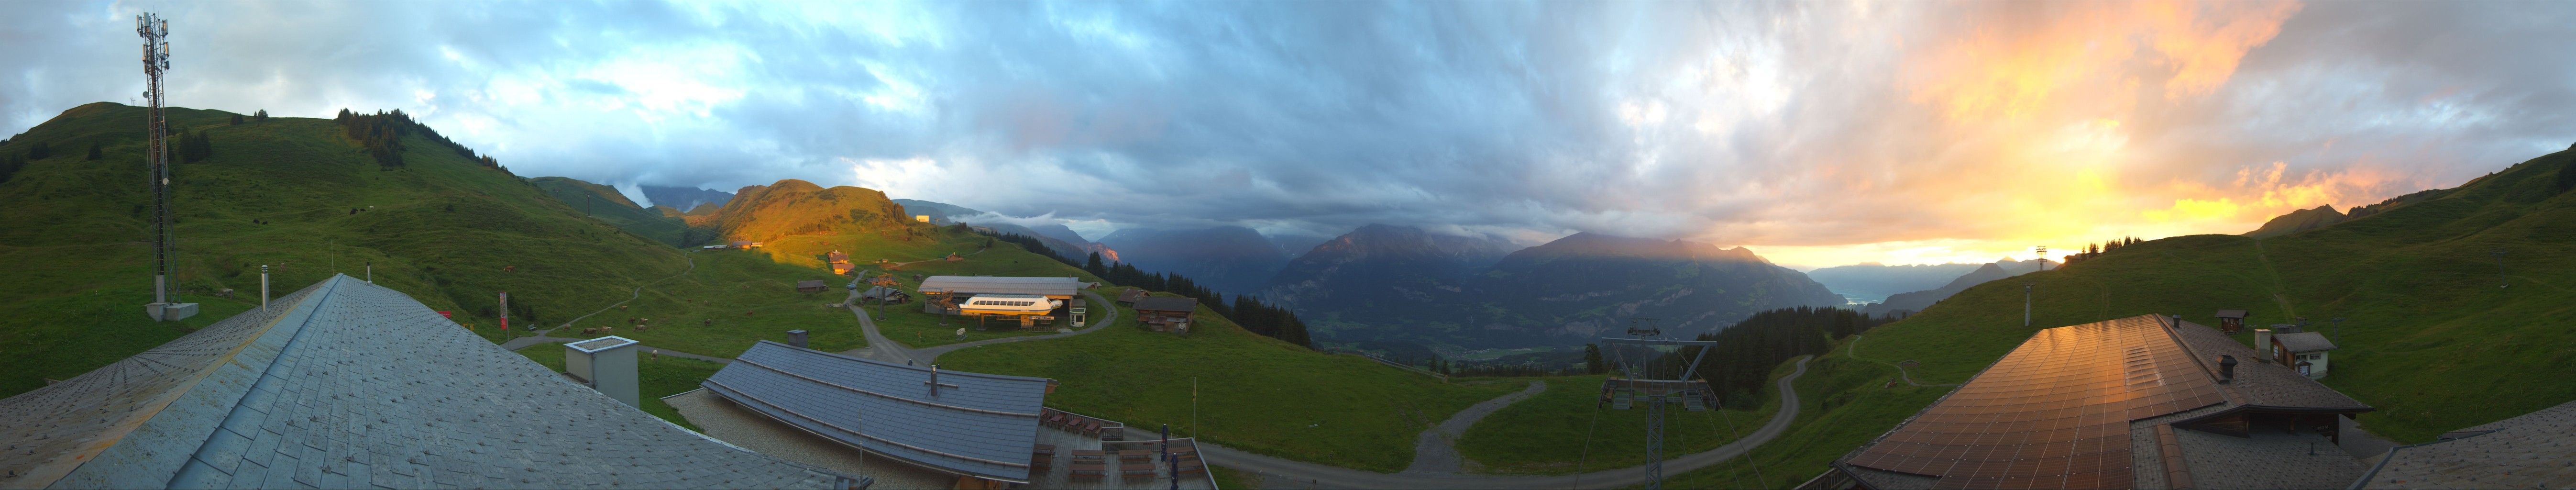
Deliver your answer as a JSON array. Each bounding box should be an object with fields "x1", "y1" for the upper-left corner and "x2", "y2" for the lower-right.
[
  {"x1": 1612, "y1": 306, "x2": 1889, "y2": 408},
  {"x1": 334, "y1": 108, "x2": 506, "y2": 173},
  {"x1": 2062, "y1": 235, "x2": 2143, "y2": 265}
]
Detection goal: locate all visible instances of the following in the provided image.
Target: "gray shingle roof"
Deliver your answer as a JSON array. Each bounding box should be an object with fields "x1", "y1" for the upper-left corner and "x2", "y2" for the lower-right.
[
  {"x1": 2167, "y1": 318, "x2": 2368, "y2": 410},
  {"x1": 2215, "y1": 309, "x2": 2248, "y2": 319},
  {"x1": 2356, "y1": 399, "x2": 2576, "y2": 489},
  {"x1": 1132, "y1": 297, "x2": 1197, "y2": 313},
  {"x1": 0, "y1": 274, "x2": 864, "y2": 490},
  {"x1": 2273, "y1": 332, "x2": 2336, "y2": 353},
  {"x1": 916, "y1": 276, "x2": 1079, "y2": 298},
  {"x1": 704, "y1": 341, "x2": 1049, "y2": 483}
]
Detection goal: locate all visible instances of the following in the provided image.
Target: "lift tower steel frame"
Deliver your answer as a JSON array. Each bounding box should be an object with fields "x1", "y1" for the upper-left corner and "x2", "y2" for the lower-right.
[
  {"x1": 137, "y1": 12, "x2": 194, "y2": 321},
  {"x1": 1596, "y1": 318, "x2": 1722, "y2": 490}
]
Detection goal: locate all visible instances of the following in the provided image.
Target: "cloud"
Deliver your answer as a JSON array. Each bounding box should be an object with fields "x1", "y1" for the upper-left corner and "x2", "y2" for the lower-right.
[{"x1": 4, "y1": 1, "x2": 2573, "y2": 267}]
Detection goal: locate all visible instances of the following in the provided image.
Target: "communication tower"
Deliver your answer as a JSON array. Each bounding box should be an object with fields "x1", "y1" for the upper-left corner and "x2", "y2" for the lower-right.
[{"x1": 138, "y1": 12, "x2": 196, "y2": 321}]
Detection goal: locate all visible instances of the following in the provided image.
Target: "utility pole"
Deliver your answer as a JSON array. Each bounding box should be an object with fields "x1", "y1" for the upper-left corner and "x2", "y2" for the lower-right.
[
  {"x1": 260, "y1": 265, "x2": 269, "y2": 313},
  {"x1": 2330, "y1": 317, "x2": 2345, "y2": 346},
  {"x1": 2023, "y1": 280, "x2": 2034, "y2": 327}
]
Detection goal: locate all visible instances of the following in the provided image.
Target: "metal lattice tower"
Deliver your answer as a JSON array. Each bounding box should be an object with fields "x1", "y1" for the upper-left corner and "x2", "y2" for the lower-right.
[
  {"x1": 138, "y1": 13, "x2": 175, "y2": 307},
  {"x1": 1596, "y1": 318, "x2": 1722, "y2": 490}
]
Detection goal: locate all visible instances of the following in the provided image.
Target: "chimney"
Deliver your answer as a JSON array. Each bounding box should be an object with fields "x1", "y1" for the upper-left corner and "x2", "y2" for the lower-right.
[
  {"x1": 2219, "y1": 355, "x2": 2237, "y2": 383},
  {"x1": 788, "y1": 329, "x2": 809, "y2": 348},
  {"x1": 565, "y1": 336, "x2": 641, "y2": 408},
  {"x1": 2254, "y1": 328, "x2": 2274, "y2": 362}
]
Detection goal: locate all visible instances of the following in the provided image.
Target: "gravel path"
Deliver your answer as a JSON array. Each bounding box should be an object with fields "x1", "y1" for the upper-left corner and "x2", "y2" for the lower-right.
[
  {"x1": 1846, "y1": 334, "x2": 1958, "y2": 387},
  {"x1": 1217, "y1": 356, "x2": 1814, "y2": 490},
  {"x1": 1402, "y1": 380, "x2": 1547, "y2": 474}
]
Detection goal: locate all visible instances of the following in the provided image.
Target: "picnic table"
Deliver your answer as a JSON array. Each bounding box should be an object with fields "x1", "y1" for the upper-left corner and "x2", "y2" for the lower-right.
[
  {"x1": 1069, "y1": 462, "x2": 1106, "y2": 481},
  {"x1": 1120, "y1": 461, "x2": 1157, "y2": 477}
]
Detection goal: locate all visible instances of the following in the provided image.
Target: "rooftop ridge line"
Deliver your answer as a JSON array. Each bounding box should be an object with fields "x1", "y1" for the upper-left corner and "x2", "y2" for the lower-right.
[
  {"x1": 703, "y1": 379, "x2": 1036, "y2": 474},
  {"x1": 164, "y1": 276, "x2": 357, "y2": 487},
  {"x1": 21, "y1": 275, "x2": 341, "y2": 489},
  {"x1": 730, "y1": 353, "x2": 1041, "y2": 417}
]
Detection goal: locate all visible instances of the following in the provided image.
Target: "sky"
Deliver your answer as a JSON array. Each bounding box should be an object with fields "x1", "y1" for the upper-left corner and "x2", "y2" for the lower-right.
[{"x1": 4, "y1": 1, "x2": 2573, "y2": 269}]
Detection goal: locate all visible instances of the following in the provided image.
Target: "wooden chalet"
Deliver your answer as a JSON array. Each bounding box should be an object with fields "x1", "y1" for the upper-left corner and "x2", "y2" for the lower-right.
[
  {"x1": 1132, "y1": 297, "x2": 1197, "y2": 334},
  {"x1": 795, "y1": 280, "x2": 828, "y2": 293}
]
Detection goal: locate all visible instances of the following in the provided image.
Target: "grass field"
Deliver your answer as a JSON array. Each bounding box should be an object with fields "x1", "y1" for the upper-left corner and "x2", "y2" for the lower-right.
[
  {"x1": 0, "y1": 103, "x2": 692, "y2": 397},
  {"x1": 566, "y1": 250, "x2": 870, "y2": 358},
  {"x1": 1660, "y1": 148, "x2": 2576, "y2": 486},
  {"x1": 1454, "y1": 368, "x2": 1785, "y2": 475},
  {"x1": 514, "y1": 341, "x2": 728, "y2": 432},
  {"x1": 936, "y1": 288, "x2": 1526, "y2": 473}
]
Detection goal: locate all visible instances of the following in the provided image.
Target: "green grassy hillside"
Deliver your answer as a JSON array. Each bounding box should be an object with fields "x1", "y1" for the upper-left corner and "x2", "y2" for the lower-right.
[
  {"x1": 529, "y1": 176, "x2": 703, "y2": 246},
  {"x1": 705, "y1": 178, "x2": 916, "y2": 243},
  {"x1": 1668, "y1": 148, "x2": 2576, "y2": 486},
  {"x1": 0, "y1": 102, "x2": 694, "y2": 397},
  {"x1": 938, "y1": 286, "x2": 1527, "y2": 473}
]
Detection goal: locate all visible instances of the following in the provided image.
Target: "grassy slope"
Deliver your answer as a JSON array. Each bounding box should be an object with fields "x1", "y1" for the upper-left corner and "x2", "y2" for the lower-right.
[
  {"x1": 1455, "y1": 370, "x2": 1784, "y2": 475},
  {"x1": 564, "y1": 249, "x2": 871, "y2": 357},
  {"x1": 529, "y1": 176, "x2": 696, "y2": 246},
  {"x1": 938, "y1": 287, "x2": 1526, "y2": 473},
  {"x1": 1665, "y1": 149, "x2": 2576, "y2": 486},
  {"x1": 0, "y1": 103, "x2": 690, "y2": 397},
  {"x1": 514, "y1": 341, "x2": 727, "y2": 431}
]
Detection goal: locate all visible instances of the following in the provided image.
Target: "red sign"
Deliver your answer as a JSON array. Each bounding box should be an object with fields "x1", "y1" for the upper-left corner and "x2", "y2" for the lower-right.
[{"x1": 437, "y1": 311, "x2": 453, "y2": 318}]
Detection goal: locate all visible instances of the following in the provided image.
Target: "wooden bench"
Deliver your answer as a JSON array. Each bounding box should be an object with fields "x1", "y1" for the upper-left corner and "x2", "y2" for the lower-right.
[
  {"x1": 1069, "y1": 463, "x2": 1106, "y2": 481},
  {"x1": 1119, "y1": 461, "x2": 1157, "y2": 477}
]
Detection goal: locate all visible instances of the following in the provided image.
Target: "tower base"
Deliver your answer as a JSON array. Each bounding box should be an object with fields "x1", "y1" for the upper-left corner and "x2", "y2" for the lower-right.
[{"x1": 144, "y1": 302, "x2": 199, "y2": 322}]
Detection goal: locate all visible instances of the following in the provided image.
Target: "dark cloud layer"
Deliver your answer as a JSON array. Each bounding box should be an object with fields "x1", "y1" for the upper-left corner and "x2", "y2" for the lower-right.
[{"x1": 4, "y1": 1, "x2": 2571, "y2": 266}]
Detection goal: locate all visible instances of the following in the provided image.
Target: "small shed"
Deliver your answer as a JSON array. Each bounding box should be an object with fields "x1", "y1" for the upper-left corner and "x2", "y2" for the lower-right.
[
  {"x1": 2272, "y1": 332, "x2": 2337, "y2": 379},
  {"x1": 1133, "y1": 296, "x2": 1197, "y2": 334},
  {"x1": 945, "y1": 252, "x2": 964, "y2": 261},
  {"x1": 1115, "y1": 289, "x2": 1148, "y2": 304},
  {"x1": 860, "y1": 286, "x2": 910, "y2": 303},
  {"x1": 795, "y1": 280, "x2": 828, "y2": 293},
  {"x1": 2215, "y1": 309, "x2": 2249, "y2": 334}
]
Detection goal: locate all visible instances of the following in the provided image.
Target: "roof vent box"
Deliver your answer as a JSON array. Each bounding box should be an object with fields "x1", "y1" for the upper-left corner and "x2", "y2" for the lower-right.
[{"x1": 565, "y1": 336, "x2": 641, "y2": 408}]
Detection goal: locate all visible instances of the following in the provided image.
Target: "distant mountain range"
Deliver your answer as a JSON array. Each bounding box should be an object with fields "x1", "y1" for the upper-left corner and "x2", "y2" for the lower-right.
[
  {"x1": 640, "y1": 185, "x2": 733, "y2": 212},
  {"x1": 1099, "y1": 226, "x2": 1289, "y2": 296},
  {"x1": 1262, "y1": 223, "x2": 1516, "y2": 316},
  {"x1": 1857, "y1": 258, "x2": 2054, "y2": 317},
  {"x1": 886, "y1": 199, "x2": 1117, "y2": 262},
  {"x1": 1268, "y1": 227, "x2": 1844, "y2": 350},
  {"x1": 1805, "y1": 262, "x2": 1985, "y2": 303},
  {"x1": 529, "y1": 177, "x2": 703, "y2": 247}
]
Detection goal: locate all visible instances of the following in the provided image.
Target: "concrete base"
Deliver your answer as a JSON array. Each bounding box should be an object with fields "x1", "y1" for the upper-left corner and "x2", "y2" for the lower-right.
[{"x1": 144, "y1": 302, "x2": 200, "y2": 322}]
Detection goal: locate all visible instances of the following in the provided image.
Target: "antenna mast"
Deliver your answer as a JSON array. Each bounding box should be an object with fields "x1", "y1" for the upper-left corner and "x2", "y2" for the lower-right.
[{"x1": 138, "y1": 12, "x2": 195, "y2": 321}]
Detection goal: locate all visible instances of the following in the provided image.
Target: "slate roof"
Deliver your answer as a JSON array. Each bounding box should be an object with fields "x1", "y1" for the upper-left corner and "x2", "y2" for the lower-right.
[
  {"x1": 915, "y1": 276, "x2": 1079, "y2": 298},
  {"x1": 703, "y1": 341, "x2": 1050, "y2": 483},
  {"x1": 1834, "y1": 314, "x2": 2372, "y2": 490},
  {"x1": 2166, "y1": 318, "x2": 2367, "y2": 410},
  {"x1": 2274, "y1": 332, "x2": 2336, "y2": 353},
  {"x1": 0, "y1": 274, "x2": 864, "y2": 490},
  {"x1": 1132, "y1": 297, "x2": 1197, "y2": 313},
  {"x1": 2215, "y1": 309, "x2": 2248, "y2": 319},
  {"x1": 2355, "y1": 399, "x2": 2576, "y2": 489}
]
